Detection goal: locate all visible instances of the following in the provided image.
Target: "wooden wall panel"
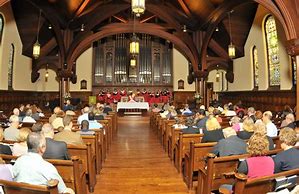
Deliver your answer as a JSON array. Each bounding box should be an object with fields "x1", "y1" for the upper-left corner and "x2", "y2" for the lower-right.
[
  {"x1": 173, "y1": 91, "x2": 195, "y2": 108},
  {"x1": 219, "y1": 90, "x2": 296, "y2": 112},
  {"x1": 0, "y1": 91, "x2": 92, "y2": 115}
]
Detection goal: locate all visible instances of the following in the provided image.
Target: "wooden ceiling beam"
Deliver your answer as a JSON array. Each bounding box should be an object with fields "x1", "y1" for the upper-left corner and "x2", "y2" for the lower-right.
[
  {"x1": 200, "y1": 0, "x2": 251, "y2": 70},
  {"x1": 140, "y1": 15, "x2": 156, "y2": 23},
  {"x1": 177, "y1": 0, "x2": 193, "y2": 18},
  {"x1": 67, "y1": 22, "x2": 199, "y2": 73},
  {"x1": 112, "y1": 15, "x2": 128, "y2": 23},
  {"x1": 208, "y1": 38, "x2": 230, "y2": 60},
  {"x1": 72, "y1": 0, "x2": 92, "y2": 19}
]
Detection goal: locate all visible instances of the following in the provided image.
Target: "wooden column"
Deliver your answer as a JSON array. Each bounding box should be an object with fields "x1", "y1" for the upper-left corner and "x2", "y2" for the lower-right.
[{"x1": 286, "y1": 39, "x2": 299, "y2": 120}]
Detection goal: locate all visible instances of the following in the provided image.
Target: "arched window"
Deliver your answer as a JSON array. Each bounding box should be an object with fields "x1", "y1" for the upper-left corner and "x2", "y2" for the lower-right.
[
  {"x1": 0, "y1": 14, "x2": 4, "y2": 44},
  {"x1": 8, "y1": 44, "x2": 14, "y2": 90},
  {"x1": 252, "y1": 46, "x2": 259, "y2": 88},
  {"x1": 264, "y1": 15, "x2": 280, "y2": 86}
]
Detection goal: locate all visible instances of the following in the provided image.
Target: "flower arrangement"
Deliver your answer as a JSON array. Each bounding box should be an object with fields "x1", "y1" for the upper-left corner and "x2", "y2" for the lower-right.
[
  {"x1": 64, "y1": 92, "x2": 71, "y2": 100},
  {"x1": 194, "y1": 93, "x2": 202, "y2": 100},
  {"x1": 194, "y1": 93, "x2": 202, "y2": 104}
]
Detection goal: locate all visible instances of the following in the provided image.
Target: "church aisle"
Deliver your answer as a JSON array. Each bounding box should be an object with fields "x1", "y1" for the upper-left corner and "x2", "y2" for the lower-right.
[{"x1": 94, "y1": 116, "x2": 193, "y2": 194}]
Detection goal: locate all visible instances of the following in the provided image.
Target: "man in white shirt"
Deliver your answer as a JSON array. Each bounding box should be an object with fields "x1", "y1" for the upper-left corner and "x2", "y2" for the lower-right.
[
  {"x1": 77, "y1": 106, "x2": 89, "y2": 124},
  {"x1": 262, "y1": 111, "x2": 278, "y2": 137},
  {"x1": 13, "y1": 132, "x2": 74, "y2": 194}
]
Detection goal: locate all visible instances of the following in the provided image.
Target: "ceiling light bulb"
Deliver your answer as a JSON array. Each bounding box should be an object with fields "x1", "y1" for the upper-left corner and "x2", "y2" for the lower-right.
[
  {"x1": 48, "y1": 24, "x2": 52, "y2": 30},
  {"x1": 215, "y1": 27, "x2": 219, "y2": 32},
  {"x1": 80, "y1": 24, "x2": 85, "y2": 32},
  {"x1": 183, "y1": 25, "x2": 187, "y2": 32}
]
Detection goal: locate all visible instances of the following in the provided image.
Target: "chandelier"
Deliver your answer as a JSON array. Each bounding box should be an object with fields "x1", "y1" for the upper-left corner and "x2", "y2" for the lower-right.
[
  {"x1": 228, "y1": 11, "x2": 235, "y2": 58},
  {"x1": 130, "y1": 57, "x2": 137, "y2": 67},
  {"x1": 130, "y1": 14, "x2": 139, "y2": 55},
  {"x1": 131, "y1": 0, "x2": 145, "y2": 17},
  {"x1": 130, "y1": 34, "x2": 139, "y2": 55},
  {"x1": 33, "y1": 10, "x2": 41, "y2": 59}
]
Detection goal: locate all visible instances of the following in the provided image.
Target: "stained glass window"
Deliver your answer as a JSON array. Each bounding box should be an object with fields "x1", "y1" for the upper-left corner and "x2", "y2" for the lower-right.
[
  {"x1": 252, "y1": 46, "x2": 259, "y2": 87},
  {"x1": 8, "y1": 44, "x2": 14, "y2": 90},
  {"x1": 265, "y1": 15, "x2": 280, "y2": 86},
  {"x1": 0, "y1": 14, "x2": 3, "y2": 44}
]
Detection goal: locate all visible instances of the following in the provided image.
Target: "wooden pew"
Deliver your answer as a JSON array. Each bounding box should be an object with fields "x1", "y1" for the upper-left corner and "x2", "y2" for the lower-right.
[
  {"x1": 162, "y1": 119, "x2": 176, "y2": 152},
  {"x1": 167, "y1": 126, "x2": 182, "y2": 161},
  {"x1": 197, "y1": 148, "x2": 283, "y2": 194},
  {"x1": 0, "y1": 154, "x2": 87, "y2": 194},
  {"x1": 0, "y1": 179, "x2": 59, "y2": 194},
  {"x1": 183, "y1": 141, "x2": 216, "y2": 189},
  {"x1": 174, "y1": 133, "x2": 203, "y2": 173},
  {"x1": 72, "y1": 127, "x2": 104, "y2": 174},
  {"x1": 220, "y1": 169, "x2": 299, "y2": 194},
  {"x1": 81, "y1": 131, "x2": 103, "y2": 174},
  {"x1": 67, "y1": 143, "x2": 96, "y2": 193}
]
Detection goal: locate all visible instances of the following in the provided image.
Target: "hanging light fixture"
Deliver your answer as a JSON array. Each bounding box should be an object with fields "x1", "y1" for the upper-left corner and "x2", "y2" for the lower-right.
[
  {"x1": 131, "y1": 0, "x2": 145, "y2": 17},
  {"x1": 130, "y1": 15, "x2": 139, "y2": 55},
  {"x1": 45, "y1": 64, "x2": 49, "y2": 82},
  {"x1": 182, "y1": 25, "x2": 187, "y2": 32},
  {"x1": 130, "y1": 57, "x2": 137, "y2": 67},
  {"x1": 216, "y1": 65, "x2": 220, "y2": 82},
  {"x1": 80, "y1": 24, "x2": 85, "y2": 32},
  {"x1": 228, "y1": 11, "x2": 235, "y2": 58},
  {"x1": 33, "y1": 9, "x2": 41, "y2": 59}
]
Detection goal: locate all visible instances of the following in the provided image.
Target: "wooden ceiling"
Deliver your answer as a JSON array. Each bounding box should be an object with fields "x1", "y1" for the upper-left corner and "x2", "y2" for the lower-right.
[{"x1": 10, "y1": 0, "x2": 259, "y2": 82}]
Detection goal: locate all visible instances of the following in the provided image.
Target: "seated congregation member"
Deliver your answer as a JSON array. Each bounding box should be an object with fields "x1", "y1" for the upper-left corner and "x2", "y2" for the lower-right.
[
  {"x1": 31, "y1": 122, "x2": 43, "y2": 133},
  {"x1": 151, "y1": 104, "x2": 161, "y2": 113},
  {"x1": 54, "y1": 116, "x2": 83, "y2": 145},
  {"x1": 42, "y1": 123, "x2": 70, "y2": 160},
  {"x1": 49, "y1": 106, "x2": 62, "y2": 124},
  {"x1": 88, "y1": 112, "x2": 103, "y2": 129},
  {"x1": 0, "y1": 157, "x2": 13, "y2": 181},
  {"x1": 182, "y1": 117, "x2": 199, "y2": 134},
  {"x1": 247, "y1": 107, "x2": 256, "y2": 123},
  {"x1": 230, "y1": 116, "x2": 242, "y2": 132},
  {"x1": 167, "y1": 106, "x2": 177, "y2": 119},
  {"x1": 93, "y1": 103, "x2": 107, "y2": 119},
  {"x1": 13, "y1": 132, "x2": 74, "y2": 194},
  {"x1": 31, "y1": 105, "x2": 41, "y2": 121},
  {"x1": 255, "y1": 110, "x2": 263, "y2": 124},
  {"x1": 103, "y1": 103, "x2": 112, "y2": 114},
  {"x1": 222, "y1": 104, "x2": 236, "y2": 116},
  {"x1": 80, "y1": 120, "x2": 95, "y2": 135},
  {"x1": 213, "y1": 109, "x2": 222, "y2": 123},
  {"x1": 77, "y1": 106, "x2": 90, "y2": 125},
  {"x1": 22, "y1": 109, "x2": 36, "y2": 123},
  {"x1": 280, "y1": 113, "x2": 295, "y2": 129},
  {"x1": 63, "y1": 99, "x2": 75, "y2": 111},
  {"x1": 4, "y1": 115, "x2": 20, "y2": 141},
  {"x1": 0, "y1": 127, "x2": 12, "y2": 155},
  {"x1": 237, "y1": 117, "x2": 255, "y2": 140},
  {"x1": 194, "y1": 109, "x2": 208, "y2": 130},
  {"x1": 181, "y1": 104, "x2": 192, "y2": 116},
  {"x1": 254, "y1": 123, "x2": 275, "y2": 150},
  {"x1": 201, "y1": 117, "x2": 224, "y2": 143},
  {"x1": 12, "y1": 107, "x2": 22, "y2": 122},
  {"x1": 273, "y1": 127, "x2": 299, "y2": 173},
  {"x1": 262, "y1": 111, "x2": 277, "y2": 137},
  {"x1": 172, "y1": 117, "x2": 187, "y2": 129},
  {"x1": 51, "y1": 111, "x2": 65, "y2": 130},
  {"x1": 238, "y1": 134, "x2": 274, "y2": 178},
  {"x1": 12, "y1": 127, "x2": 31, "y2": 156},
  {"x1": 212, "y1": 127, "x2": 247, "y2": 157}
]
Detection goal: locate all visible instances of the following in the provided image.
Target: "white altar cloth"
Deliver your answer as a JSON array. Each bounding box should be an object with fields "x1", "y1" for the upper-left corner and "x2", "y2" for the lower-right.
[{"x1": 116, "y1": 102, "x2": 149, "y2": 112}]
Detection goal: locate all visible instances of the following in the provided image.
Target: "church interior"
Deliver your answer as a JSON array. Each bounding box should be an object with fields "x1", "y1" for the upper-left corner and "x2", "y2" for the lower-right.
[{"x1": 0, "y1": 0, "x2": 299, "y2": 193}]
